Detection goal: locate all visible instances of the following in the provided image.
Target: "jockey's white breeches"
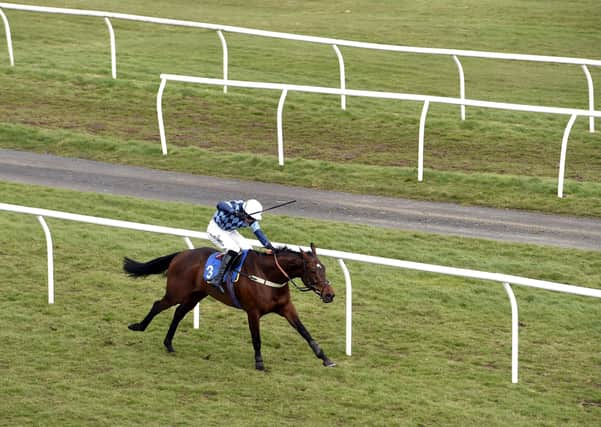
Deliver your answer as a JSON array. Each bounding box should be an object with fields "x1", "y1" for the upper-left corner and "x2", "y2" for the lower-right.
[{"x1": 207, "y1": 219, "x2": 253, "y2": 252}]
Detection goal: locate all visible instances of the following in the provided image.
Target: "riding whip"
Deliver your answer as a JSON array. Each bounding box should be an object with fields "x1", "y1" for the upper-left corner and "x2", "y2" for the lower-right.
[{"x1": 248, "y1": 200, "x2": 296, "y2": 216}]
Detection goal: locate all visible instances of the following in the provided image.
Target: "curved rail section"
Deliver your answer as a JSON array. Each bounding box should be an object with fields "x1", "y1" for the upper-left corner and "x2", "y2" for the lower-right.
[
  {"x1": 0, "y1": 2, "x2": 599, "y2": 130},
  {"x1": 157, "y1": 74, "x2": 601, "y2": 198},
  {"x1": 2, "y1": 202, "x2": 600, "y2": 384}
]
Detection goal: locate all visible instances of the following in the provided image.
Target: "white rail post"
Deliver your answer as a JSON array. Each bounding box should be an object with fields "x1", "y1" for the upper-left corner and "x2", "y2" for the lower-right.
[
  {"x1": 217, "y1": 30, "x2": 228, "y2": 93},
  {"x1": 104, "y1": 17, "x2": 116, "y2": 79},
  {"x1": 557, "y1": 114, "x2": 578, "y2": 198},
  {"x1": 277, "y1": 88, "x2": 288, "y2": 166},
  {"x1": 332, "y1": 44, "x2": 346, "y2": 110},
  {"x1": 37, "y1": 216, "x2": 54, "y2": 304},
  {"x1": 582, "y1": 65, "x2": 595, "y2": 133},
  {"x1": 157, "y1": 77, "x2": 168, "y2": 155},
  {"x1": 183, "y1": 237, "x2": 200, "y2": 329},
  {"x1": 418, "y1": 99, "x2": 430, "y2": 182},
  {"x1": 338, "y1": 259, "x2": 352, "y2": 356},
  {"x1": 453, "y1": 55, "x2": 466, "y2": 120},
  {"x1": 502, "y1": 282, "x2": 519, "y2": 384},
  {"x1": 0, "y1": 8, "x2": 14, "y2": 66}
]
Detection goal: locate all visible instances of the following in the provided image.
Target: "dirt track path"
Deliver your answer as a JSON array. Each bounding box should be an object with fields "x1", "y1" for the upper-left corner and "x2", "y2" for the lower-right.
[{"x1": 2, "y1": 148, "x2": 601, "y2": 252}]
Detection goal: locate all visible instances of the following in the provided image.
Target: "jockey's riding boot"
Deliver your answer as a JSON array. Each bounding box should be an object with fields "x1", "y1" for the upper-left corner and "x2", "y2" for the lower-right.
[{"x1": 207, "y1": 250, "x2": 237, "y2": 293}]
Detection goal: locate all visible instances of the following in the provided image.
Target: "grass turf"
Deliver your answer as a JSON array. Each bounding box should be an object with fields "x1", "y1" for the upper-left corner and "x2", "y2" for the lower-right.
[
  {"x1": 1, "y1": 1, "x2": 601, "y2": 424},
  {"x1": 1, "y1": 181, "x2": 600, "y2": 426},
  {"x1": 1, "y1": 0, "x2": 601, "y2": 216}
]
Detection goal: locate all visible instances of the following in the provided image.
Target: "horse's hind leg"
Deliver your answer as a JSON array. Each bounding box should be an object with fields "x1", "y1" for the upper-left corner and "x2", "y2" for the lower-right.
[
  {"x1": 279, "y1": 303, "x2": 336, "y2": 367},
  {"x1": 128, "y1": 296, "x2": 175, "y2": 332},
  {"x1": 163, "y1": 292, "x2": 206, "y2": 353}
]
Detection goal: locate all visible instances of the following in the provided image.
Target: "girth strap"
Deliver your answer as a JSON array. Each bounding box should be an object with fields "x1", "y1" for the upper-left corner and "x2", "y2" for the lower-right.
[{"x1": 226, "y1": 275, "x2": 243, "y2": 310}]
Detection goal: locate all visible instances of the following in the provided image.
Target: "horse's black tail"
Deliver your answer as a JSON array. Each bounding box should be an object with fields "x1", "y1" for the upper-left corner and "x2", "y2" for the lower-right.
[{"x1": 123, "y1": 252, "x2": 181, "y2": 278}]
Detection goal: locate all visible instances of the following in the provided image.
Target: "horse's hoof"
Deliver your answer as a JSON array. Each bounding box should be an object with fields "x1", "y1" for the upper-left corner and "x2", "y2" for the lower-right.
[
  {"x1": 323, "y1": 359, "x2": 336, "y2": 367},
  {"x1": 164, "y1": 343, "x2": 175, "y2": 353},
  {"x1": 255, "y1": 362, "x2": 265, "y2": 371},
  {"x1": 128, "y1": 323, "x2": 144, "y2": 331}
]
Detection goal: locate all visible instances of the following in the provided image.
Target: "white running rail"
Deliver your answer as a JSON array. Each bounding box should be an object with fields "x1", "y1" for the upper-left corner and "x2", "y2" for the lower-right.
[
  {"x1": 2, "y1": 202, "x2": 600, "y2": 384},
  {"x1": 157, "y1": 75, "x2": 601, "y2": 198},
  {"x1": 0, "y1": 2, "x2": 598, "y2": 130}
]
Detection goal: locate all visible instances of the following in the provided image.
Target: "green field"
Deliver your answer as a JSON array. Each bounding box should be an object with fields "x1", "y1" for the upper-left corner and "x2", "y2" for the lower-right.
[
  {"x1": 1, "y1": 1, "x2": 601, "y2": 425},
  {"x1": 1, "y1": 0, "x2": 601, "y2": 215},
  {"x1": 1, "y1": 182, "x2": 600, "y2": 426}
]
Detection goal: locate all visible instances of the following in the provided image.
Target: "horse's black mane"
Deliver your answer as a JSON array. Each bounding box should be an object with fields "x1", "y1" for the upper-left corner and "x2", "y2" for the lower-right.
[
  {"x1": 272, "y1": 246, "x2": 296, "y2": 255},
  {"x1": 258, "y1": 246, "x2": 303, "y2": 256},
  {"x1": 275, "y1": 246, "x2": 296, "y2": 254}
]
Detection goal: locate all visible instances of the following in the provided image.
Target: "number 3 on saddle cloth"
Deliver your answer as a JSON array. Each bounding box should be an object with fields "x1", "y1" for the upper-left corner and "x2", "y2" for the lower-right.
[{"x1": 203, "y1": 250, "x2": 250, "y2": 309}]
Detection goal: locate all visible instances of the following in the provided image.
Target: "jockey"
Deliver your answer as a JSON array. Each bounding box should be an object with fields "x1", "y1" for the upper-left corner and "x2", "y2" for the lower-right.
[{"x1": 206, "y1": 199, "x2": 274, "y2": 292}]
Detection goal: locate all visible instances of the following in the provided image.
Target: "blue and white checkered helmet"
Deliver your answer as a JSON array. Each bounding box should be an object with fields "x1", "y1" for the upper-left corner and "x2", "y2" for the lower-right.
[{"x1": 243, "y1": 199, "x2": 263, "y2": 220}]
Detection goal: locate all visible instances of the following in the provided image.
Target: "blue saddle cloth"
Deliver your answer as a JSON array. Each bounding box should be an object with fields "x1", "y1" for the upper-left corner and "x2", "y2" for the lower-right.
[
  {"x1": 203, "y1": 250, "x2": 249, "y2": 309},
  {"x1": 203, "y1": 250, "x2": 249, "y2": 283}
]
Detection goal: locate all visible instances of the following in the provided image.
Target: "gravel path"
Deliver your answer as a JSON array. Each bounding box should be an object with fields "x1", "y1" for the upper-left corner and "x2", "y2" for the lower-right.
[{"x1": 2, "y1": 148, "x2": 600, "y2": 251}]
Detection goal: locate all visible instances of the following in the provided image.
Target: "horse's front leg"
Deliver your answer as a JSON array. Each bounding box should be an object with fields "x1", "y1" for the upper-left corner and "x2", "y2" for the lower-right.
[
  {"x1": 246, "y1": 310, "x2": 264, "y2": 371},
  {"x1": 279, "y1": 303, "x2": 336, "y2": 367}
]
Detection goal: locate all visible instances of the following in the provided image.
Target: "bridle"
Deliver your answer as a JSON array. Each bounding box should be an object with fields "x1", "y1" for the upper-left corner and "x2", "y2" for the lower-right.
[{"x1": 273, "y1": 251, "x2": 330, "y2": 298}]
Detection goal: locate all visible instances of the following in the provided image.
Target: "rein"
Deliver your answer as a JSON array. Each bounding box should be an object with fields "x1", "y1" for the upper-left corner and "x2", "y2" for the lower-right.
[
  {"x1": 235, "y1": 250, "x2": 329, "y2": 299},
  {"x1": 273, "y1": 251, "x2": 328, "y2": 296},
  {"x1": 273, "y1": 251, "x2": 312, "y2": 293},
  {"x1": 235, "y1": 252, "x2": 310, "y2": 291}
]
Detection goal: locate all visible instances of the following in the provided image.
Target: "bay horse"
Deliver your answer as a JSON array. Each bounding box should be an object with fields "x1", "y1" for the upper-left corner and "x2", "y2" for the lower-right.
[{"x1": 123, "y1": 243, "x2": 336, "y2": 370}]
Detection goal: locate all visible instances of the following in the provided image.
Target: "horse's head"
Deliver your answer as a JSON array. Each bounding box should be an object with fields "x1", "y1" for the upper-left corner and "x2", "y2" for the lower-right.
[{"x1": 299, "y1": 243, "x2": 335, "y2": 304}]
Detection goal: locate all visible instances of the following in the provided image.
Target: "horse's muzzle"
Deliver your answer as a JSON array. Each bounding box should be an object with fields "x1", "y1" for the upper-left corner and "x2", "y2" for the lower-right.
[
  {"x1": 321, "y1": 286, "x2": 335, "y2": 303},
  {"x1": 322, "y1": 293, "x2": 335, "y2": 303}
]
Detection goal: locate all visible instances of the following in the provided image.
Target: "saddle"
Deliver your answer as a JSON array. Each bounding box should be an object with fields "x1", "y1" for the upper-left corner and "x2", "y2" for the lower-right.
[{"x1": 203, "y1": 250, "x2": 249, "y2": 284}]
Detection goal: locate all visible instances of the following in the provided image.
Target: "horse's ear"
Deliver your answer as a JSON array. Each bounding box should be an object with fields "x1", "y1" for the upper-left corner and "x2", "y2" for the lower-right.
[{"x1": 310, "y1": 242, "x2": 316, "y2": 255}]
